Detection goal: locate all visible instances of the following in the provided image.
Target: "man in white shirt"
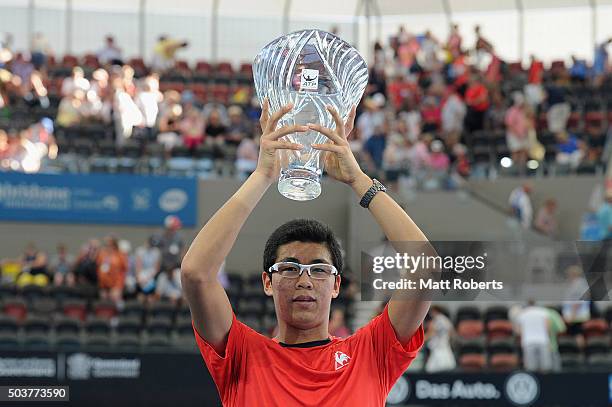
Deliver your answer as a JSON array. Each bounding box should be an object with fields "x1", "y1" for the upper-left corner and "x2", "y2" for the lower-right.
[
  {"x1": 509, "y1": 182, "x2": 533, "y2": 229},
  {"x1": 516, "y1": 300, "x2": 552, "y2": 372}
]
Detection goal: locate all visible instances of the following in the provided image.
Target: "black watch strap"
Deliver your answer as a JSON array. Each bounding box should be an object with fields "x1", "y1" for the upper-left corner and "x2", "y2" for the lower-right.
[{"x1": 359, "y1": 179, "x2": 386, "y2": 208}]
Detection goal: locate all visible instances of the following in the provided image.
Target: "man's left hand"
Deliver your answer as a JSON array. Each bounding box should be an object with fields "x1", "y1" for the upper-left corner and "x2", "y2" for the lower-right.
[{"x1": 309, "y1": 105, "x2": 364, "y2": 187}]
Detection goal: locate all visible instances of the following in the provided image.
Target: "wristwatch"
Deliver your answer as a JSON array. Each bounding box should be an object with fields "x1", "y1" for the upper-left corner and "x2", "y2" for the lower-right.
[{"x1": 359, "y1": 178, "x2": 386, "y2": 208}]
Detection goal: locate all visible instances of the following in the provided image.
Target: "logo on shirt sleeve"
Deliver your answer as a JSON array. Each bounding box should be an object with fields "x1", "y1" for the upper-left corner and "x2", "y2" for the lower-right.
[{"x1": 334, "y1": 351, "x2": 351, "y2": 370}]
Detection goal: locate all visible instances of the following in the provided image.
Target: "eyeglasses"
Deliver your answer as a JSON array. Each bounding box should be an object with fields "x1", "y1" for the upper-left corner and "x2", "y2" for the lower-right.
[{"x1": 267, "y1": 262, "x2": 339, "y2": 280}]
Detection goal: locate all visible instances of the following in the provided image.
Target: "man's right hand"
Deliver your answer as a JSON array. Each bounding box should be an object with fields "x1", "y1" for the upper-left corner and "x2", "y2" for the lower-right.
[{"x1": 254, "y1": 98, "x2": 308, "y2": 182}]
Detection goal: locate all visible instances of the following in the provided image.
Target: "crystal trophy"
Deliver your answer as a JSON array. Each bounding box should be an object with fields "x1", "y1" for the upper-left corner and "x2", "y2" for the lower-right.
[{"x1": 253, "y1": 30, "x2": 368, "y2": 201}]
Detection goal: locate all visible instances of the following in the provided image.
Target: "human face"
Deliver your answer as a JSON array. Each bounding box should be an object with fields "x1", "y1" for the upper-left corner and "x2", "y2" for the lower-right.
[{"x1": 263, "y1": 242, "x2": 341, "y2": 330}]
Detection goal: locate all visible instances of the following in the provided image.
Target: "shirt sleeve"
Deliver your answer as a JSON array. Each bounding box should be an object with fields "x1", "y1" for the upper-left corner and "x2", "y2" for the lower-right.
[
  {"x1": 192, "y1": 313, "x2": 247, "y2": 402},
  {"x1": 363, "y1": 304, "x2": 424, "y2": 392}
]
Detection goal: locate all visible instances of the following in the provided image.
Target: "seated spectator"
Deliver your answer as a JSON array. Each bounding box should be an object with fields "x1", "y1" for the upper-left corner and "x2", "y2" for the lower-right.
[
  {"x1": 441, "y1": 90, "x2": 466, "y2": 146},
  {"x1": 151, "y1": 35, "x2": 188, "y2": 73},
  {"x1": 451, "y1": 143, "x2": 470, "y2": 178},
  {"x1": 555, "y1": 131, "x2": 583, "y2": 169},
  {"x1": 10, "y1": 52, "x2": 34, "y2": 87},
  {"x1": 97, "y1": 236, "x2": 128, "y2": 305},
  {"x1": 363, "y1": 130, "x2": 387, "y2": 172},
  {"x1": 97, "y1": 35, "x2": 122, "y2": 66},
  {"x1": 583, "y1": 125, "x2": 607, "y2": 164},
  {"x1": 16, "y1": 242, "x2": 49, "y2": 286},
  {"x1": 73, "y1": 239, "x2": 100, "y2": 287},
  {"x1": 534, "y1": 198, "x2": 558, "y2": 238},
  {"x1": 427, "y1": 139, "x2": 450, "y2": 172},
  {"x1": 156, "y1": 267, "x2": 183, "y2": 305},
  {"x1": 51, "y1": 243, "x2": 75, "y2": 287},
  {"x1": 180, "y1": 105, "x2": 206, "y2": 150},
  {"x1": 236, "y1": 132, "x2": 258, "y2": 179},
  {"x1": 226, "y1": 105, "x2": 250, "y2": 147},
  {"x1": 562, "y1": 265, "x2": 590, "y2": 343},
  {"x1": 420, "y1": 96, "x2": 441, "y2": 133},
  {"x1": 545, "y1": 76, "x2": 570, "y2": 134},
  {"x1": 505, "y1": 92, "x2": 530, "y2": 167},
  {"x1": 329, "y1": 307, "x2": 351, "y2": 338},
  {"x1": 158, "y1": 215, "x2": 184, "y2": 274},
  {"x1": 205, "y1": 108, "x2": 228, "y2": 158},
  {"x1": 112, "y1": 78, "x2": 143, "y2": 145},
  {"x1": 157, "y1": 90, "x2": 183, "y2": 150},
  {"x1": 134, "y1": 236, "x2": 161, "y2": 305},
  {"x1": 56, "y1": 90, "x2": 86, "y2": 127},
  {"x1": 61, "y1": 67, "x2": 89, "y2": 96},
  {"x1": 463, "y1": 74, "x2": 489, "y2": 132},
  {"x1": 357, "y1": 95, "x2": 385, "y2": 143},
  {"x1": 382, "y1": 133, "x2": 408, "y2": 184},
  {"x1": 30, "y1": 32, "x2": 51, "y2": 70}
]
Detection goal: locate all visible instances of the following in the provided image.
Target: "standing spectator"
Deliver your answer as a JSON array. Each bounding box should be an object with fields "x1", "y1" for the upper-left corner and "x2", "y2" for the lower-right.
[
  {"x1": 505, "y1": 92, "x2": 530, "y2": 167},
  {"x1": 524, "y1": 55, "x2": 545, "y2": 109},
  {"x1": 509, "y1": 182, "x2": 533, "y2": 229},
  {"x1": 151, "y1": 35, "x2": 188, "y2": 73},
  {"x1": 545, "y1": 76, "x2": 570, "y2": 134},
  {"x1": 555, "y1": 131, "x2": 583, "y2": 169},
  {"x1": 562, "y1": 265, "x2": 590, "y2": 345},
  {"x1": 464, "y1": 75, "x2": 489, "y2": 132},
  {"x1": 158, "y1": 215, "x2": 184, "y2": 274},
  {"x1": 10, "y1": 53, "x2": 34, "y2": 87},
  {"x1": 569, "y1": 55, "x2": 588, "y2": 83},
  {"x1": 61, "y1": 67, "x2": 89, "y2": 96},
  {"x1": 425, "y1": 306, "x2": 456, "y2": 373},
  {"x1": 592, "y1": 38, "x2": 611, "y2": 86},
  {"x1": 446, "y1": 23, "x2": 462, "y2": 59},
  {"x1": 226, "y1": 105, "x2": 250, "y2": 147},
  {"x1": 30, "y1": 32, "x2": 51, "y2": 70},
  {"x1": 135, "y1": 75, "x2": 162, "y2": 139},
  {"x1": 420, "y1": 96, "x2": 441, "y2": 133},
  {"x1": 596, "y1": 189, "x2": 612, "y2": 240},
  {"x1": 473, "y1": 25, "x2": 493, "y2": 68},
  {"x1": 441, "y1": 90, "x2": 466, "y2": 146},
  {"x1": 329, "y1": 307, "x2": 351, "y2": 338},
  {"x1": 97, "y1": 35, "x2": 122, "y2": 66},
  {"x1": 357, "y1": 95, "x2": 385, "y2": 143},
  {"x1": 451, "y1": 143, "x2": 471, "y2": 178},
  {"x1": 112, "y1": 77, "x2": 143, "y2": 146},
  {"x1": 96, "y1": 236, "x2": 128, "y2": 305},
  {"x1": 155, "y1": 267, "x2": 183, "y2": 305},
  {"x1": 516, "y1": 300, "x2": 553, "y2": 372},
  {"x1": 534, "y1": 199, "x2": 558, "y2": 238},
  {"x1": 546, "y1": 307, "x2": 566, "y2": 372},
  {"x1": 51, "y1": 243, "x2": 75, "y2": 287},
  {"x1": 134, "y1": 236, "x2": 161, "y2": 305}
]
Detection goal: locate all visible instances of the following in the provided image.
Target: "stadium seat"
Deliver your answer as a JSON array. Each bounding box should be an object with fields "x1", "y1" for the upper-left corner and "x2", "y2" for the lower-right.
[
  {"x1": 456, "y1": 306, "x2": 482, "y2": 323},
  {"x1": 0, "y1": 314, "x2": 19, "y2": 335},
  {"x1": 0, "y1": 283, "x2": 17, "y2": 298},
  {"x1": 55, "y1": 332, "x2": 82, "y2": 349},
  {"x1": 122, "y1": 300, "x2": 145, "y2": 320},
  {"x1": 85, "y1": 316, "x2": 112, "y2": 335},
  {"x1": 487, "y1": 338, "x2": 517, "y2": 355},
  {"x1": 29, "y1": 297, "x2": 58, "y2": 316},
  {"x1": 62, "y1": 299, "x2": 88, "y2": 321},
  {"x1": 116, "y1": 315, "x2": 143, "y2": 336},
  {"x1": 487, "y1": 320, "x2": 514, "y2": 340},
  {"x1": 3, "y1": 297, "x2": 28, "y2": 322},
  {"x1": 50, "y1": 285, "x2": 81, "y2": 301},
  {"x1": 114, "y1": 333, "x2": 141, "y2": 349},
  {"x1": 54, "y1": 315, "x2": 82, "y2": 335},
  {"x1": 484, "y1": 305, "x2": 509, "y2": 323},
  {"x1": 456, "y1": 337, "x2": 486, "y2": 355},
  {"x1": 586, "y1": 353, "x2": 612, "y2": 367},
  {"x1": 174, "y1": 332, "x2": 198, "y2": 351},
  {"x1": 21, "y1": 284, "x2": 47, "y2": 301},
  {"x1": 237, "y1": 298, "x2": 264, "y2": 317},
  {"x1": 146, "y1": 315, "x2": 173, "y2": 336},
  {"x1": 584, "y1": 336, "x2": 610, "y2": 357},
  {"x1": 145, "y1": 333, "x2": 171, "y2": 348},
  {"x1": 582, "y1": 319, "x2": 608, "y2": 338},
  {"x1": 456, "y1": 320, "x2": 484, "y2": 339},
  {"x1": 92, "y1": 299, "x2": 117, "y2": 320},
  {"x1": 489, "y1": 353, "x2": 519, "y2": 371},
  {"x1": 23, "y1": 333, "x2": 52, "y2": 349},
  {"x1": 23, "y1": 315, "x2": 52, "y2": 335},
  {"x1": 0, "y1": 332, "x2": 19, "y2": 349},
  {"x1": 175, "y1": 314, "x2": 194, "y2": 335},
  {"x1": 558, "y1": 335, "x2": 580, "y2": 354},
  {"x1": 458, "y1": 353, "x2": 486, "y2": 371},
  {"x1": 149, "y1": 301, "x2": 176, "y2": 320},
  {"x1": 84, "y1": 333, "x2": 111, "y2": 347}
]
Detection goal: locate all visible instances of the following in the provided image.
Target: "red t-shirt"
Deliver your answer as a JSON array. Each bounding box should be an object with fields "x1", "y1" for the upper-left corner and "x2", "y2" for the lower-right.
[
  {"x1": 193, "y1": 305, "x2": 424, "y2": 407},
  {"x1": 465, "y1": 83, "x2": 489, "y2": 112}
]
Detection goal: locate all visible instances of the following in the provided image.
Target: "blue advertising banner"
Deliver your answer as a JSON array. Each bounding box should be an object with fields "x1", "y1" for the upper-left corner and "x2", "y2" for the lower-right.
[{"x1": 0, "y1": 172, "x2": 197, "y2": 226}]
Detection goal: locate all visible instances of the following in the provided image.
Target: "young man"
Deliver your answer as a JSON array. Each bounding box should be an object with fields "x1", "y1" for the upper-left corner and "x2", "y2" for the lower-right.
[{"x1": 181, "y1": 100, "x2": 431, "y2": 406}]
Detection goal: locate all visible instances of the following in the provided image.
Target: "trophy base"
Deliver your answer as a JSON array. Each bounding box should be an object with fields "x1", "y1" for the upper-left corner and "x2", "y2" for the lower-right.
[{"x1": 278, "y1": 168, "x2": 321, "y2": 201}]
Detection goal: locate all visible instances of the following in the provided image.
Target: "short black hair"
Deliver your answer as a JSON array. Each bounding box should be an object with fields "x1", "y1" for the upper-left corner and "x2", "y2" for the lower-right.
[{"x1": 263, "y1": 219, "x2": 343, "y2": 274}]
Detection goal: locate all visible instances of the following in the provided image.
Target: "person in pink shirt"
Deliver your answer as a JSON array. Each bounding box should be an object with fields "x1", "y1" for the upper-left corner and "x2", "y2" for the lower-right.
[
  {"x1": 505, "y1": 92, "x2": 530, "y2": 166},
  {"x1": 428, "y1": 140, "x2": 450, "y2": 171}
]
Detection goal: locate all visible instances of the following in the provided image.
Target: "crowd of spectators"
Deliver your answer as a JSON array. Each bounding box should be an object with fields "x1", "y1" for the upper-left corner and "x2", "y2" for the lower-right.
[
  {"x1": 0, "y1": 27, "x2": 611, "y2": 186},
  {"x1": 0, "y1": 215, "x2": 186, "y2": 309}
]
